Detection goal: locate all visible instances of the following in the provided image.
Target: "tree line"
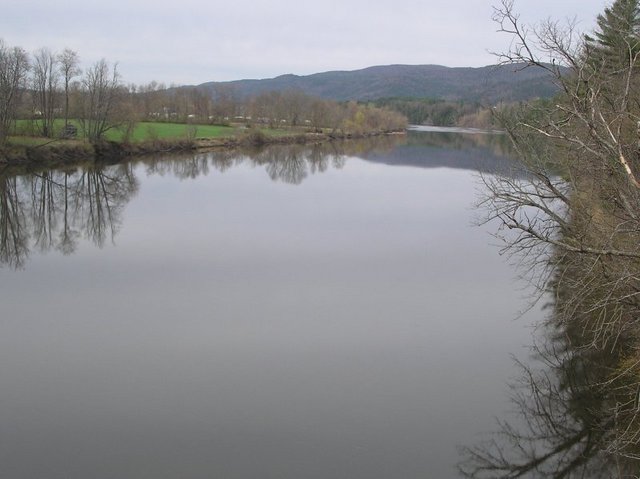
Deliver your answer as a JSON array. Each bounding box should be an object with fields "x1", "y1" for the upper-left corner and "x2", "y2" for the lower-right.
[
  {"x1": 0, "y1": 41, "x2": 123, "y2": 144},
  {"x1": 372, "y1": 97, "x2": 499, "y2": 128},
  {"x1": 0, "y1": 40, "x2": 406, "y2": 147}
]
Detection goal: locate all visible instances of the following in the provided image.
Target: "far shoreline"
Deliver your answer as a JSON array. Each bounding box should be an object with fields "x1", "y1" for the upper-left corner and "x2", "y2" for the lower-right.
[
  {"x1": 407, "y1": 124, "x2": 504, "y2": 134},
  {"x1": 0, "y1": 128, "x2": 407, "y2": 169}
]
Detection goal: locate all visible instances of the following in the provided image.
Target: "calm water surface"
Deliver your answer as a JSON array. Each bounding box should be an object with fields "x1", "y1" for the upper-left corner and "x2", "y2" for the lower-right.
[{"x1": 0, "y1": 131, "x2": 538, "y2": 478}]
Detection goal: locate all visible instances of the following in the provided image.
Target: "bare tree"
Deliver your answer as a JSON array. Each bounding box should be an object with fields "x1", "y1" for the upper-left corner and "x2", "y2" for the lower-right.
[
  {"x1": 0, "y1": 39, "x2": 29, "y2": 144},
  {"x1": 58, "y1": 48, "x2": 80, "y2": 130},
  {"x1": 211, "y1": 83, "x2": 238, "y2": 122},
  {"x1": 32, "y1": 47, "x2": 59, "y2": 138},
  {"x1": 80, "y1": 59, "x2": 122, "y2": 142},
  {"x1": 463, "y1": 0, "x2": 640, "y2": 473},
  {"x1": 480, "y1": 0, "x2": 640, "y2": 341}
]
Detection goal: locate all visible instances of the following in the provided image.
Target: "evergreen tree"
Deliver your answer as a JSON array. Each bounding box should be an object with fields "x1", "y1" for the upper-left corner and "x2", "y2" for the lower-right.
[{"x1": 585, "y1": 0, "x2": 640, "y2": 71}]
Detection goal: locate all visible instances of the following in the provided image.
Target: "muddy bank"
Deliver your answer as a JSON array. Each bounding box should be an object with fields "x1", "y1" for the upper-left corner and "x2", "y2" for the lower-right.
[
  {"x1": 0, "y1": 139, "x2": 196, "y2": 167},
  {"x1": 0, "y1": 130, "x2": 405, "y2": 167}
]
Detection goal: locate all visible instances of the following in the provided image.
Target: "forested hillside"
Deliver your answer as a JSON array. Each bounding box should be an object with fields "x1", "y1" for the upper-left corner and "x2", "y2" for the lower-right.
[{"x1": 198, "y1": 63, "x2": 561, "y2": 103}]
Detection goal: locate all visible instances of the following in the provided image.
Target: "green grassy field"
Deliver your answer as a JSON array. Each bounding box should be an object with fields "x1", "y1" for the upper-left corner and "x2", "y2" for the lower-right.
[
  {"x1": 6, "y1": 136, "x2": 57, "y2": 147},
  {"x1": 9, "y1": 120, "x2": 297, "y2": 145},
  {"x1": 13, "y1": 120, "x2": 237, "y2": 142},
  {"x1": 105, "y1": 122, "x2": 239, "y2": 142}
]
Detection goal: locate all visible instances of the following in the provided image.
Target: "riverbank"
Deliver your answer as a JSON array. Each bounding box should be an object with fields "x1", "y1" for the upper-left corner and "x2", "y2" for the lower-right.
[{"x1": 0, "y1": 129, "x2": 406, "y2": 168}]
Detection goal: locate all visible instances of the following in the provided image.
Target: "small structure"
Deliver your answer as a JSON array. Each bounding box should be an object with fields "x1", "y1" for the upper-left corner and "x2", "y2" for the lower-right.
[{"x1": 61, "y1": 124, "x2": 77, "y2": 138}]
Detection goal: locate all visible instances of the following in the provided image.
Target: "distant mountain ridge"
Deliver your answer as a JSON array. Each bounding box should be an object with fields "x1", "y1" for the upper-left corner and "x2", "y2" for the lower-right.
[{"x1": 198, "y1": 64, "x2": 561, "y2": 103}]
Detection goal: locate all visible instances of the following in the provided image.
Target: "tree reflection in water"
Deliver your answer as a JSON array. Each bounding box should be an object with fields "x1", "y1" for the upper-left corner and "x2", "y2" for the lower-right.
[
  {"x1": 0, "y1": 131, "x2": 508, "y2": 270},
  {"x1": 0, "y1": 164, "x2": 138, "y2": 269},
  {"x1": 0, "y1": 142, "x2": 355, "y2": 269},
  {"x1": 253, "y1": 144, "x2": 344, "y2": 185},
  {"x1": 459, "y1": 248, "x2": 640, "y2": 478},
  {"x1": 138, "y1": 142, "x2": 354, "y2": 185},
  {"x1": 0, "y1": 174, "x2": 28, "y2": 268},
  {"x1": 73, "y1": 166, "x2": 138, "y2": 247}
]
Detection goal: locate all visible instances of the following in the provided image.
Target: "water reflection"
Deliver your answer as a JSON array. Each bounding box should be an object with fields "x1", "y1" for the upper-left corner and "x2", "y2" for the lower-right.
[
  {"x1": 138, "y1": 140, "x2": 370, "y2": 184},
  {"x1": 254, "y1": 144, "x2": 346, "y2": 184},
  {"x1": 0, "y1": 129, "x2": 535, "y2": 478},
  {"x1": 0, "y1": 139, "x2": 398, "y2": 268},
  {"x1": 364, "y1": 129, "x2": 516, "y2": 174},
  {"x1": 0, "y1": 132, "x2": 516, "y2": 270},
  {"x1": 0, "y1": 165, "x2": 138, "y2": 268},
  {"x1": 137, "y1": 130, "x2": 514, "y2": 183},
  {"x1": 0, "y1": 175, "x2": 28, "y2": 268},
  {"x1": 459, "y1": 255, "x2": 640, "y2": 477}
]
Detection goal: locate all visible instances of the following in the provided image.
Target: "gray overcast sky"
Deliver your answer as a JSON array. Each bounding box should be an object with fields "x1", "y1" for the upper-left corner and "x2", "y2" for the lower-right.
[{"x1": 4, "y1": 0, "x2": 607, "y2": 86}]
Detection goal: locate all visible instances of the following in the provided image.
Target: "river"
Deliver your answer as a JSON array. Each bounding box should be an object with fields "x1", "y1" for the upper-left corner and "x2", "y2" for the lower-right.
[{"x1": 0, "y1": 129, "x2": 540, "y2": 478}]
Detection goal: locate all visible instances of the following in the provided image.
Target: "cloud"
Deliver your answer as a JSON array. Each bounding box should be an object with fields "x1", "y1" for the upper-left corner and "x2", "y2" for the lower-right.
[{"x1": 2, "y1": 0, "x2": 604, "y2": 85}]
